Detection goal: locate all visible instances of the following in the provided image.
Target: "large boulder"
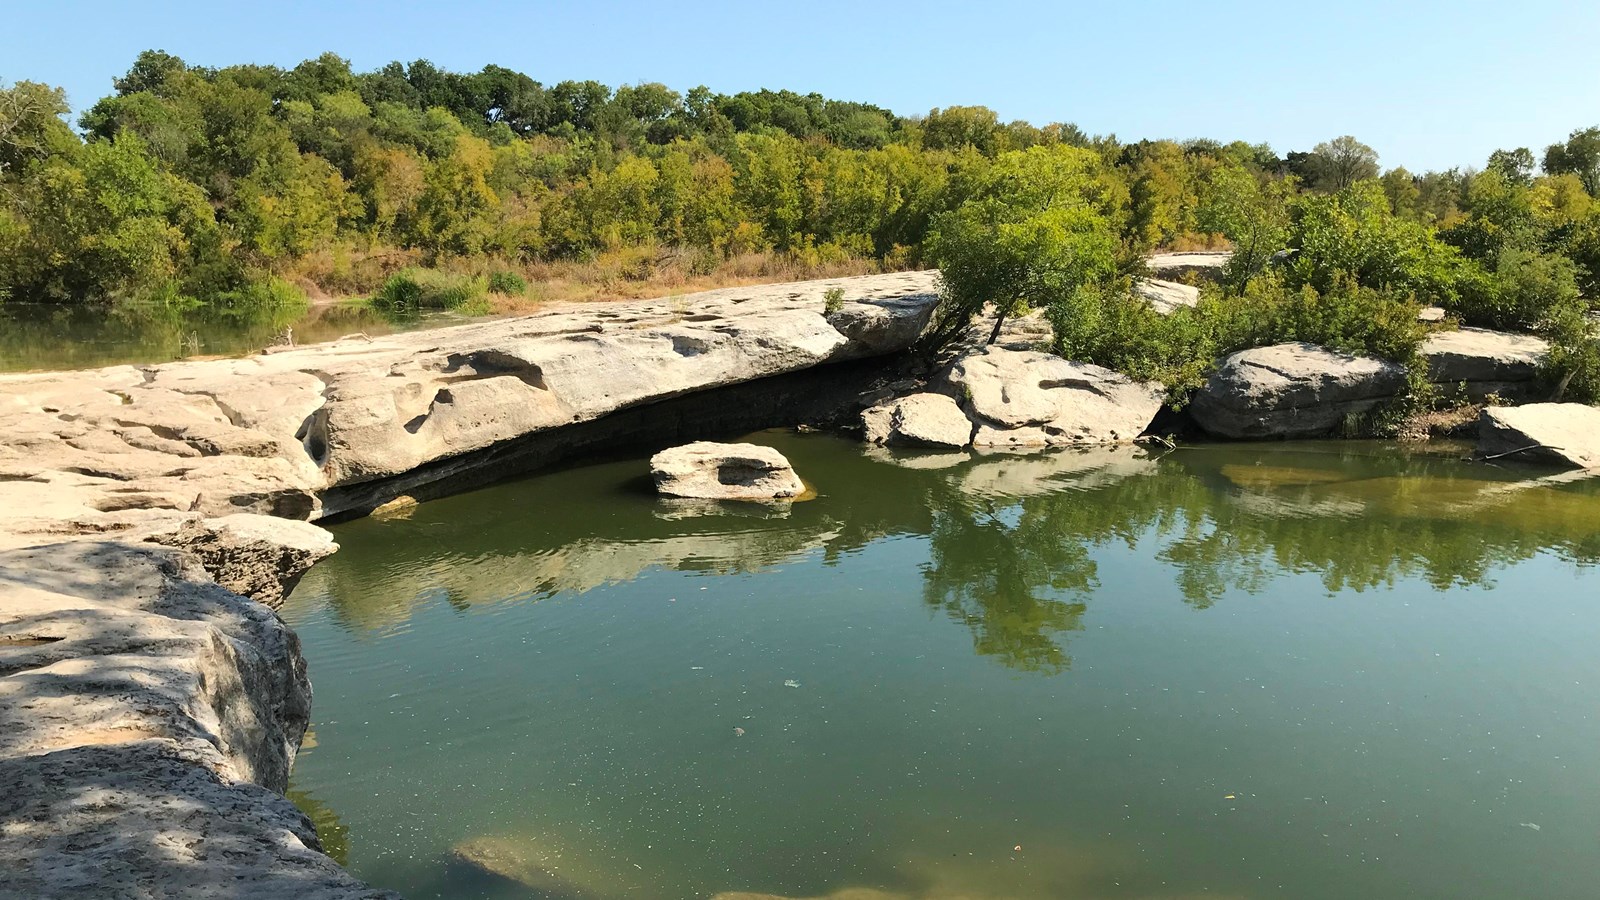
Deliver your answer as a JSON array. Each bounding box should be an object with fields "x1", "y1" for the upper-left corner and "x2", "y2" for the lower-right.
[
  {"x1": 938, "y1": 346, "x2": 1164, "y2": 448},
  {"x1": 1190, "y1": 343, "x2": 1407, "y2": 439},
  {"x1": 861, "y1": 392, "x2": 974, "y2": 449},
  {"x1": 650, "y1": 442, "x2": 805, "y2": 499},
  {"x1": 1477, "y1": 403, "x2": 1600, "y2": 469},
  {"x1": 1423, "y1": 328, "x2": 1549, "y2": 400}
]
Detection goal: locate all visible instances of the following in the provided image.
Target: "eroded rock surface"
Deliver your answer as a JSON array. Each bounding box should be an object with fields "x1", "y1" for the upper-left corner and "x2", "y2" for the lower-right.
[
  {"x1": 1477, "y1": 403, "x2": 1600, "y2": 468},
  {"x1": 0, "y1": 273, "x2": 938, "y2": 898},
  {"x1": 0, "y1": 534, "x2": 390, "y2": 899},
  {"x1": 1134, "y1": 278, "x2": 1201, "y2": 314},
  {"x1": 938, "y1": 346, "x2": 1164, "y2": 448},
  {"x1": 1190, "y1": 343, "x2": 1407, "y2": 439},
  {"x1": 862, "y1": 392, "x2": 974, "y2": 449},
  {"x1": 0, "y1": 271, "x2": 938, "y2": 529},
  {"x1": 1422, "y1": 328, "x2": 1549, "y2": 400},
  {"x1": 651, "y1": 442, "x2": 805, "y2": 500}
]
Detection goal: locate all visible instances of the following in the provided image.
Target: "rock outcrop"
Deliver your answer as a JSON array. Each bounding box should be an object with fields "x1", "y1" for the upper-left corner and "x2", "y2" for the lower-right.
[
  {"x1": 1147, "y1": 251, "x2": 1231, "y2": 281},
  {"x1": 861, "y1": 392, "x2": 974, "y2": 449},
  {"x1": 0, "y1": 531, "x2": 394, "y2": 899},
  {"x1": 1422, "y1": 328, "x2": 1549, "y2": 400},
  {"x1": 1477, "y1": 403, "x2": 1600, "y2": 469},
  {"x1": 1190, "y1": 343, "x2": 1408, "y2": 439},
  {"x1": 0, "y1": 272, "x2": 940, "y2": 898},
  {"x1": 939, "y1": 346, "x2": 1164, "y2": 449},
  {"x1": 1134, "y1": 278, "x2": 1201, "y2": 314},
  {"x1": 0, "y1": 271, "x2": 939, "y2": 532},
  {"x1": 651, "y1": 442, "x2": 805, "y2": 500}
]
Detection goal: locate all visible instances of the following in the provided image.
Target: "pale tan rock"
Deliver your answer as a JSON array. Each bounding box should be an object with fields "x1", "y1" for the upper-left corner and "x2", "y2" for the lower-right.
[
  {"x1": 862, "y1": 392, "x2": 975, "y2": 449},
  {"x1": 1134, "y1": 278, "x2": 1200, "y2": 314},
  {"x1": 1477, "y1": 403, "x2": 1600, "y2": 468},
  {"x1": 1422, "y1": 327, "x2": 1549, "y2": 400},
  {"x1": 1190, "y1": 343, "x2": 1407, "y2": 439},
  {"x1": 651, "y1": 442, "x2": 805, "y2": 499},
  {"x1": 940, "y1": 346, "x2": 1163, "y2": 447}
]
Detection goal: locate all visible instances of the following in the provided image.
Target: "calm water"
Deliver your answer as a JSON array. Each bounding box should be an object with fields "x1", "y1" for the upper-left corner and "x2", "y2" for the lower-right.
[
  {"x1": 281, "y1": 433, "x2": 1600, "y2": 900},
  {"x1": 0, "y1": 301, "x2": 452, "y2": 372}
]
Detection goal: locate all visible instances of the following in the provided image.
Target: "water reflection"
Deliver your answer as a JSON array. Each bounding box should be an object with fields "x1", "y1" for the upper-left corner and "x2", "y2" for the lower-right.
[
  {"x1": 293, "y1": 435, "x2": 1600, "y2": 671},
  {"x1": 0, "y1": 299, "x2": 447, "y2": 372}
]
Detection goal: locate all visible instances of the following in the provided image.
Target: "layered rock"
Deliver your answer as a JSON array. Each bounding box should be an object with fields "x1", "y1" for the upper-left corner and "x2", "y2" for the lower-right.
[
  {"x1": 1477, "y1": 403, "x2": 1600, "y2": 469},
  {"x1": 1422, "y1": 328, "x2": 1549, "y2": 400},
  {"x1": 0, "y1": 531, "x2": 393, "y2": 899},
  {"x1": 0, "y1": 272, "x2": 940, "y2": 898},
  {"x1": 1147, "y1": 251, "x2": 1231, "y2": 281},
  {"x1": 939, "y1": 346, "x2": 1164, "y2": 449},
  {"x1": 1190, "y1": 343, "x2": 1408, "y2": 439},
  {"x1": 651, "y1": 442, "x2": 805, "y2": 500},
  {"x1": 0, "y1": 271, "x2": 939, "y2": 531}
]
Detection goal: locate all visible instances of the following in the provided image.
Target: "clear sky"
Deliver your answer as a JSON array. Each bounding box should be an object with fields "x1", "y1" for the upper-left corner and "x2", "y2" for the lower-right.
[{"x1": 4, "y1": 0, "x2": 1598, "y2": 173}]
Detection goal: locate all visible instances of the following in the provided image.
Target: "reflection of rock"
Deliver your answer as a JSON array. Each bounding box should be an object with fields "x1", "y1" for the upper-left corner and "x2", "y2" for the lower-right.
[
  {"x1": 654, "y1": 497, "x2": 795, "y2": 521},
  {"x1": 939, "y1": 346, "x2": 1163, "y2": 448},
  {"x1": 862, "y1": 446, "x2": 972, "y2": 470},
  {"x1": 1478, "y1": 403, "x2": 1600, "y2": 469},
  {"x1": 862, "y1": 392, "x2": 974, "y2": 449},
  {"x1": 959, "y1": 447, "x2": 1157, "y2": 499},
  {"x1": 651, "y1": 442, "x2": 805, "y2": 500},
  {"x1": 716, "y1": 883, "x2": 908, "y2": 890},
  {"x1": 1190, "y1": 343, "x2": 1406, "y2": 439},
  {"x1": 1422, "y1": 328, "x2": 1549, "y2": 400}
]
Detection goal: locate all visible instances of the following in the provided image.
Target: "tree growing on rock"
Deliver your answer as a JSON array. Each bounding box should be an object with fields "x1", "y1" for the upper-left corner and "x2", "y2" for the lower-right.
[{"x1": 923, "y1": 145, "x2": 1121, "y2": 350}]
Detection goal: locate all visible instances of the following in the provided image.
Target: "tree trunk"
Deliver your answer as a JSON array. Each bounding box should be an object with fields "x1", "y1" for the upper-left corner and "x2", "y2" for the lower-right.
[{"x1": 987, "y1": 310, "x2": 1008, "y2": 345}]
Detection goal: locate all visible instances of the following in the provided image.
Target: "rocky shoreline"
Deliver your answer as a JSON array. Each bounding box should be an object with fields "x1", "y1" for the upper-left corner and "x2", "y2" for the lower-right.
[
  {"x1": 0, "y1": 273, "x2": 939, "y2": 899},
  {"x1": 2, "y1": 265, "x2": 1595, "y2": 898}
]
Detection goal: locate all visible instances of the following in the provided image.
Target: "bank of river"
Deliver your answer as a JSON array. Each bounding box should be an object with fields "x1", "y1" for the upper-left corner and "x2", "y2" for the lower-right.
[
  {"x1": 0, "y1": 299, "x2": 455, "y2": 372},
  {"x1": 283, "y1": 431, "x2": 1600, "y2": 900}
]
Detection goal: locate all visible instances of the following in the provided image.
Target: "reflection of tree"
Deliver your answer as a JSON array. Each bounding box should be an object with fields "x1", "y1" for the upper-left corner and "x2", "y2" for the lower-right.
[
  {"x1": 921, "y1": 493, "x2": 1095, "y2": 674},
  {"x1": 291, "y1": 434, "x2": 1600, "y2": 673}
]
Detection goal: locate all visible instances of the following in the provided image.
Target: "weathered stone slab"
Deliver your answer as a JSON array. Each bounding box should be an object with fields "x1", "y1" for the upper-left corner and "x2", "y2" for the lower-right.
[
  {"x1": 938, "y1": 346, "x2": 1164, "y2": 448},
  {"x1": 1134, "y1": 278, "x2": 1200, "y2": 314},
  {"x1": 1477, "y1": 403, "x2": 1600, "y2": 469},
  {"x1": 1422, "y1": 327, "x2": 1549, "y2": 400},
  {"x1": 862, "y1": 392, "x2": 975, "y2": 449},
  {"x1": 1190, "y1": 343, "x2": 1407, "y2": 439},
  {"x1": 651, "y1": 442, "x2": 805, "y2": 500}
]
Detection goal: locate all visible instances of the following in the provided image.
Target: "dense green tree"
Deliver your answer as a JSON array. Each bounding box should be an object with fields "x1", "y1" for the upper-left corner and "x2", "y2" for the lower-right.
[
  {"x1": 1543, "y1": 126, "x2": 1600, "y2": 195},
  {"x1": 1306, "y1": 135, "x2": 1380, "y2": 191}
]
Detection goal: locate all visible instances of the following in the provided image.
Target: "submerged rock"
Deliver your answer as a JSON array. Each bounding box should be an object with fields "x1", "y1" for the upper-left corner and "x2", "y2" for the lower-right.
[
  {"x1": 1477, "y1": 403, "x2": 1600, "y2": 469},
  {"x1": 1190, "y1": 343, "x2": 1407, "y2": 439},
  {"x1": 938, "y1": 346, "x2": 1164, "y2": 448},
  {"x1": 650, "y1": 441, "x2": 805, "y2": 499},
  {"x1": 450, "y1": 835, "x2": 591, "y2": 896},
  {"x1": 861, "y1": 392, "x2": 974, "y2": 449},
  {"x1": 1422, "y1": 328, "x2": 1549, "y2": 400}
]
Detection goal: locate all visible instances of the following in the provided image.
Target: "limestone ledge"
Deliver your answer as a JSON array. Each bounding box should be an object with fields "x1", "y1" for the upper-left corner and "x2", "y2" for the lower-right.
[
  {"x1": 0, "y1": 270, "x2": 939, "y2": 538},
  {"x1": 0, "y1": 272, "x2": 938, "y2": 898}
]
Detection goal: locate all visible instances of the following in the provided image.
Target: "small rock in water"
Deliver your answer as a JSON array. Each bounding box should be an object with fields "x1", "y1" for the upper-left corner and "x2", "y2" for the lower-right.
[
  {"x1": 783, "y1": 679, "x2": 800, "y2": 688},
  {"x1": 734, "y1": 727, "x2": 745, "y2": 737}
]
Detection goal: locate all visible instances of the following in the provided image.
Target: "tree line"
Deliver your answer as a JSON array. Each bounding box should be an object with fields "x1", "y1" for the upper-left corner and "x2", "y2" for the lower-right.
[{"x1": 0, "y1": 50, "x2": 1598, "y2": 349}]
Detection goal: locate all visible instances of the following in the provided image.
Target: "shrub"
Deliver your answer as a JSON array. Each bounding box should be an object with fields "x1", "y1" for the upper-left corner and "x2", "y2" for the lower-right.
[
  {"x1": 823, "y1": 286, "x2": 846, "y2": 315},
  {"x1": 1045, "y1": 273, "x2": 1427, "y2": 404},
  {"x1": 372, "y1": 268, "x2": 488, "y2": 311},
  {"x1": 1449, "y1": 248, "x2": 1582, "y2": 331},
  {"x1": 487, "y1": 270, "x2": 528, "y2": 295}
]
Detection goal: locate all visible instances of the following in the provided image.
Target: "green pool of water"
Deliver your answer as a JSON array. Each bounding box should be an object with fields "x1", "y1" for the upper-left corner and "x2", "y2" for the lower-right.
[{"x1": 281, "y1": 432, "x2": 1600, "y2": 900}]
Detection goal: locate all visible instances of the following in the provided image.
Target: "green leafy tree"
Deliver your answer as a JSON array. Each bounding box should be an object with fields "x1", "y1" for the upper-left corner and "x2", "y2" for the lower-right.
[
  {"x1": 1197, "y1": 164, "x2": 1292, "y2": 292},
  {"x1": 1543, "y1": 126, "x2": 1600, "y2": 195},
  {"x1": 1307, "y1": 135, "x2": 1379, "y2": 191}
]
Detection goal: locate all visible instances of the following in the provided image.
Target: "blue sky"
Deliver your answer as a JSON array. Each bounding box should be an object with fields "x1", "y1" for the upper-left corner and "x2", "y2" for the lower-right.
[{"x1": 4, "y1": 0, "x2": 1597, "y2": 173}]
